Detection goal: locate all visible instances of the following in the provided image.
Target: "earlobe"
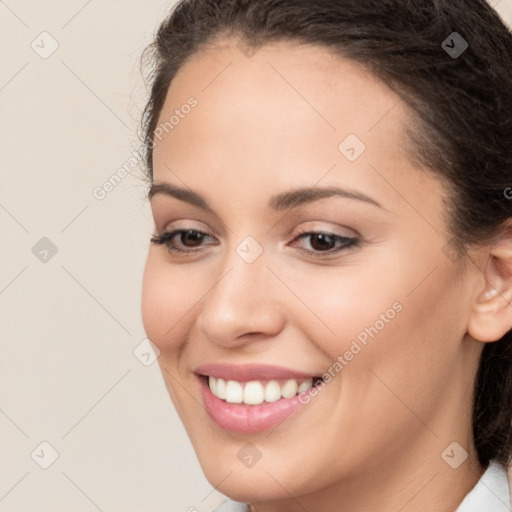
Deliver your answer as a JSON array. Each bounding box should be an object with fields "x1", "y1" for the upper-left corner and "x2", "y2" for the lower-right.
[{"x1": 467, "y1": 224, "x2": 512, "y2": 343}]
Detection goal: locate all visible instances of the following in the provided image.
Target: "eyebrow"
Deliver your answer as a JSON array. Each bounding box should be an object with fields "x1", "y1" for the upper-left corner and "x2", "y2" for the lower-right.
[{"x1": 148, "y1": 181, "x2": 382, "y2": 211}]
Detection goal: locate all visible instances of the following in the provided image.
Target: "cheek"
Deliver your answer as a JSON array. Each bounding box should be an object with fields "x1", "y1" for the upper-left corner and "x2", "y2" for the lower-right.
[
  {"x1": 141, "y1": 253, "x2": 207, "y2": 418},
  {"x1": 338, "y1": 262, "x2": 466, "y2": 421},
  {"x1": 291, "y1": 251, "x2": 463, "y2": 395},
  {"x1": 141, "y1": 252, "x2": 204, "y2": 352},
  {"x1": 280, "y1": 262, "x2": 406, "y2": 362}
]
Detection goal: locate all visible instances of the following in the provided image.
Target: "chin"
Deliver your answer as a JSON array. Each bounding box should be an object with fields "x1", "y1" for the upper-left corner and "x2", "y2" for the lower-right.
[{"x1": 202, "y1": 466, "x2": 289, "y2": 504}]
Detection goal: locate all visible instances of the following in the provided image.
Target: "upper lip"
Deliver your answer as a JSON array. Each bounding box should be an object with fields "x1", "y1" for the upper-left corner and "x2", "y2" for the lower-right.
[{"x1": 194, "y1": 363, "x2": 320, "y2": 382}]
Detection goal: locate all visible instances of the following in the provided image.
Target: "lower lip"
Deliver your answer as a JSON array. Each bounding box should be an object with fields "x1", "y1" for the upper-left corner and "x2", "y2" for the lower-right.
[{"x1": 199, "y1": 377, "x2": 307, "y2": 433}]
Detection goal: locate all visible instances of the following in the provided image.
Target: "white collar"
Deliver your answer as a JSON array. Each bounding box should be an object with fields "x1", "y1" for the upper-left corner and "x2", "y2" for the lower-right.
[{"x1": 455, "y1": 460, "x2": 511, "y2": 512}]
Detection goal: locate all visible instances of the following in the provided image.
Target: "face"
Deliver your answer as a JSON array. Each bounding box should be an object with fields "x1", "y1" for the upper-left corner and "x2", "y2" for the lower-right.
[{"x1": 141, "y1": 39, "x2": 484, "y2": 505}]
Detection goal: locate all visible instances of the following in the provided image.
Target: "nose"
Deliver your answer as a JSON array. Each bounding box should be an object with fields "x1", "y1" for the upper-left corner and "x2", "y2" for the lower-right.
[{"x1": 195, "y1": 250, "x2": 286, "y2": 349}]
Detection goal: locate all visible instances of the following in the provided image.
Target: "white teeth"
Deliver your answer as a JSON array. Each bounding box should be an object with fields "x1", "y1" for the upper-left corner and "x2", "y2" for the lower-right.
[
  {"x1": 264, "y1": 380, "x2": 281, "y2": 403},
  {"x1": 225, "y1": 380, "x2": 243, "y2": 403},
  {"x1": 216, "y1": 378, "x2": 226, "y2": 399},
  {"x1": 298, "y1": 377, "x2": 313, "y2": 393},
  {"x1": 243, "y1": 381, "x2": 265, "y2": 405},
  {"x1": 208, "y1": 376, "x2": 217, "y2": 395},
  {"x1": 208, "y1": 376, "x2": 315, "y2": 404},
  {"x1": 281, "y1": 379, "x2": 299, "y2": 398}
]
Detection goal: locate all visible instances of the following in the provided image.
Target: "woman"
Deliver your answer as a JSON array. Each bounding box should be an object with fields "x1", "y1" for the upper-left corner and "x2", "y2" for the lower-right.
[{"x1": 140, "y1": 0, "x2": 512, "y2": 510}]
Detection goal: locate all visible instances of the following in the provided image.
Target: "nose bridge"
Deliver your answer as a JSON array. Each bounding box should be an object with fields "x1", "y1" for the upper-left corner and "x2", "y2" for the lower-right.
[{"x1": 196, "y1": 241, "x2": 285, "y2": 344}]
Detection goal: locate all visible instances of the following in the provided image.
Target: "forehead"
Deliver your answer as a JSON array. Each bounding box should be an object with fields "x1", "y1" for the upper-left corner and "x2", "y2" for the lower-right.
[
  {"x1": 152, "y1": 39, "x2": 430, "y2": 205},
  {"x1": 156, "y1": 39, "x2": 410, "y2": 150}
]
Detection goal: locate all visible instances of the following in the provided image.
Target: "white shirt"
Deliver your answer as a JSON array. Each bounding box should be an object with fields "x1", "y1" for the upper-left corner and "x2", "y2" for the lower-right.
[
  {"x1": 211, "y1": 460, "x2": 511, "y2": 511},
  {"x1": 455, "y1": 460, "x2": 510, "y2": 511}
]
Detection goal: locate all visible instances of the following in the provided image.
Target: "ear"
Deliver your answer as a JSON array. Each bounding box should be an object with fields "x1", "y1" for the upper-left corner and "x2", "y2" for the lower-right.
[{"x1": 467, "y1": 222, "x2": 512, "y2": 343}]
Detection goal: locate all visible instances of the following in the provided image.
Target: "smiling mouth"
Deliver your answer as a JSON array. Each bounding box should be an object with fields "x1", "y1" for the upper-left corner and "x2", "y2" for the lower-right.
[{"x1": 202, "y1": 375, "x2": 324, "y2": 405}]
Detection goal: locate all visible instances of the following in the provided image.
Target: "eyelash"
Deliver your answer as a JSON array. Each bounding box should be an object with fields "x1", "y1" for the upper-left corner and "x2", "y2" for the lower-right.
[
  {"x1": 150, "y1": 228, "x2": 360, "y2": 258},
  {"x1": 292, "y1": 227, "x2": 359, "y2": 256}
]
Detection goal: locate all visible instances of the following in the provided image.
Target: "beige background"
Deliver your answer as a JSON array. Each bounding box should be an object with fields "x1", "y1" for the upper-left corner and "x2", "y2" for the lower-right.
[{"x1": 1, "y1": 1, "x2": 511, "y2": 511}]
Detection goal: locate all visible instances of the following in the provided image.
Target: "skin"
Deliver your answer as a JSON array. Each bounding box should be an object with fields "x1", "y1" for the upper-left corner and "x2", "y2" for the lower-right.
[{"x1": 141, "y1": 39, "x2": 512, "y2": 512}]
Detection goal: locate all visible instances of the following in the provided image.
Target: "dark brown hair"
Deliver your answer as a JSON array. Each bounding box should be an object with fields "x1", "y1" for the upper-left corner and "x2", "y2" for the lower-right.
[{"x1": 140, "y1": 0, "x2": 512, "y2": 468}]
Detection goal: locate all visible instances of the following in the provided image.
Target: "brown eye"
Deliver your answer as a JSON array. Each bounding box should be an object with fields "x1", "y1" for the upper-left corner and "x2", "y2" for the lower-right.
[
  {"x1": 150, "y1": 229, "x2": 216, "y2": 254},
  {"x1": 308, "y1": 233, "x2": 336, "y2": 251},
  {"x1": 179, "y1": 230, "x2": 206, "y2": 247},
  {"x1": 290, "y1": 230, "x2": 359, "y2": 256}
]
